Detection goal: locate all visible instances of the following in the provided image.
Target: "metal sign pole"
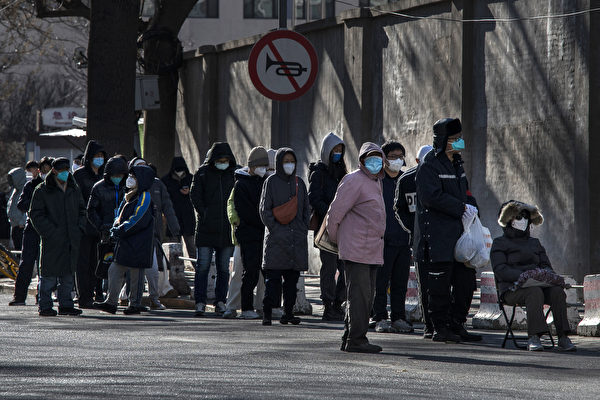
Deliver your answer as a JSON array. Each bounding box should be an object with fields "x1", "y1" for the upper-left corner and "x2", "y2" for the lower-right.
[{"x1": 278, "y1": 0, "x2": 288, "y2": 147}]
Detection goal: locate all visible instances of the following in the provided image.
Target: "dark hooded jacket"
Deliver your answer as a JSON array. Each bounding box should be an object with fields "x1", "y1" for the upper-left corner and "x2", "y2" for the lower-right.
[
  {"x1": 259, "y1": 148, "x2": 309, "y2": 271},
  {"x1": 161, "y1": 157, "x2": 195, "y2": 237},
  {"x1": 87, "y1": 157, "x2": 127, "y2": 234},
  {"x1": 190, "y1": 142, "x2": 237, "y2": 248},
  {"x1": 7, "y1": 167, "x2": 27, "y2": 227},
  {"x1": 394, "y1": 165, "x2": 418, "y2": 246},
  {"x1": 112, "y1": 165, "x2": 155, "y2": 269},
  {"x1": 29, "y1": 172, "x2": 87, "y2": 277},
  {"x1": 233, "y1": 167, "x2": 266, "y2": 244},
  {"x1": 18, "y1": 175, "x2": 43, "y2": 234},
  {"x1": 308, "y1": 132, "x2": 347, "y2": 226},
  {"x1": 414, "y1": 120, "x2": 477, "y2": 264},
  {"x1": 74, "y1": 140, "x2": 106, "y2": 237}
]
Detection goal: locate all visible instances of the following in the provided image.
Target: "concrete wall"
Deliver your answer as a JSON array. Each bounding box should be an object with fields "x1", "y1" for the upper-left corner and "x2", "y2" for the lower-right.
[{"x1": 174, "y1": 0, "x2": 599, "y2": 281}]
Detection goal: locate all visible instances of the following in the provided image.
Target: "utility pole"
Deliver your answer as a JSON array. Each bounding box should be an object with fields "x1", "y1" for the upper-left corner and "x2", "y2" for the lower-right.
[{"x1": 277, "y1": 0, "x2": 288, "y2": 147}]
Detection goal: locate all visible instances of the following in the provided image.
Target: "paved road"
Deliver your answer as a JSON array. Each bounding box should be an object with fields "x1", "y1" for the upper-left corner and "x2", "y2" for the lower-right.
[{"x1": 1, "y1": 292, "x2": 599, "y2": 399}]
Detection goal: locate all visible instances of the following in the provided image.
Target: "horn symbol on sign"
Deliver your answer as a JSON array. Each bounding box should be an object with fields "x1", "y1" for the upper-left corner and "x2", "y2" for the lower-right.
[{"x1": 266, "y1": 54, "x2": 307, "y2": 77}]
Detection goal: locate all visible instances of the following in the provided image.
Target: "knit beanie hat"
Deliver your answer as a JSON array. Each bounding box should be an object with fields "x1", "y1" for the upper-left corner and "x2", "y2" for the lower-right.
[{"x1": 247, "y1": 146, "x2": 269, "y2": 167}]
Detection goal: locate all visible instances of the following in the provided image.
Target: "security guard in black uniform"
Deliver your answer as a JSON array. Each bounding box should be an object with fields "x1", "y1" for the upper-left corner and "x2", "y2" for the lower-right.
[{"x1": 415, "y1": 118, "x2": 482, "y2": 343}]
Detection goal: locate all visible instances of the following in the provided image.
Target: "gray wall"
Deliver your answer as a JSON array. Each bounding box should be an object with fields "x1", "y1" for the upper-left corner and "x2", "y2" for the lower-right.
[{"x1": 174, "y1": 0, "x2": 600, "y2": 281}]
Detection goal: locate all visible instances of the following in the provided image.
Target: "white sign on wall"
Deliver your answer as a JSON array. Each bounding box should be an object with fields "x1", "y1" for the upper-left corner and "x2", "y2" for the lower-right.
[{"x1": 41, "y1": 107, "x2": 86, "y2": 128}]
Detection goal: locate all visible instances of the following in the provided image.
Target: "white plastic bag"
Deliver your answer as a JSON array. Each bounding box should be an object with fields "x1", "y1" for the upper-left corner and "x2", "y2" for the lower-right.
[{"x1": 455, "y1": 215, "x2": 491, "y2": 269}]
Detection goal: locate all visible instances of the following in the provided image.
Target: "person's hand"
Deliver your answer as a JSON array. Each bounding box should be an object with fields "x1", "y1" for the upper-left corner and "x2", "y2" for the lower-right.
[
  {"x1": 462, "y1": 204, "x2": 478, "y2": 224},
  {"x1": 180, "y1": 187, "x2": 190, "y2": 195}
]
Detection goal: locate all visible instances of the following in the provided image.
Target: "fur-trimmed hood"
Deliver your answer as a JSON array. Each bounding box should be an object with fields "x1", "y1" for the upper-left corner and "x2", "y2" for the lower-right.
[{"x1": 497, "y1": 200, "x2": 544, "y2": 227}]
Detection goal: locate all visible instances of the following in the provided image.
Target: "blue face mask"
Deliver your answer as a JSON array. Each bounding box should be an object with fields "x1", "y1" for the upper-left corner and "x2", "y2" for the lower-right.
[
  {"x1": 111, "y1": 176, "x2": 122, "y2": 186},
  {"x1": 364, "y1": 156, "x2": 383, "y2": 175},
  {"x1": 331, "y1": 152, "x2": 342, "y2": 163},
  {"x1": 92, "y1": 157, "x2": 105, "y2": 168},
  {"x1": 215, "y1": 162, "x2": 229, "y2": 171},
  {"x1": 57, "y1": 171, "x2": 69, "y2": 182},
  {"x1": 451, "y1": 138, "x2": 465, "y2": 151}
]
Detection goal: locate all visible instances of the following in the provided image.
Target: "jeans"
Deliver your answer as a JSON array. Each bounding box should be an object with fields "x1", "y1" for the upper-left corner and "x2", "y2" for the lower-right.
[
  {"x1": 38, "y1": 273, "x2": 75, "y2": 310},
  {"x1": 194, "y1": 246, "x2": 234, "y2": 305},
  {"x1": 13, "y1": 225, "x2": 40, "y2": 302},
  {"x1": 373, "y1": 244, "x2": 411, "y2": 322}
]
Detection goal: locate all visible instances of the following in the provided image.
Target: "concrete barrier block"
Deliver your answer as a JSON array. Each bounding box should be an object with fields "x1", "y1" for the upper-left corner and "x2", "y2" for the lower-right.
[
  {"x1": 162, "y1": 242, "x2": 191, "y2": 296},
  {"x1": 472, "y1": 272, "x2": 506, "y2": 330},
  {"x1": 577, "y1": 274, "x2": 600, "y2": 337},
  {"x1": 293, "y1": 275, "x2": 313, "y2": 315},
  {"x1": 405, "y1": 266, "x2": 422, "y2": 322}
]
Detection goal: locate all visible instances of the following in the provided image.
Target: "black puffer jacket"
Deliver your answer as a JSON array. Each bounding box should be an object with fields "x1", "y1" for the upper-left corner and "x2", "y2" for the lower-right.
[
  {"x1": 87, "y1": 157, "x2": 127, "y2": 234},
  {"x1": 415, "y1": 150, "x2": 476, "y2": 263},
  {"x1": 112, "y1": 166, "x2": 155, "y2": 269},
  {"x1": 394, "y1": 165, "x2": 417, "y2": 245},
  {"x1": 491, "y1": 226, "x2": 553, "y2": 296},
  {"x1": 190, "y1": 142, "x2": 237, "y2": 248},
  {"x1": 233, "y1": 168, "x2": 266, "y2": 244},
  {"x1": 161, "y1": 157, "x2": 195, "y2": 237}
]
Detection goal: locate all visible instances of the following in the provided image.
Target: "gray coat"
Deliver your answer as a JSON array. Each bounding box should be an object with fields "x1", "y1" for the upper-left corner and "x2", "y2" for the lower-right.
[
  {"x1": 7, "y1": 168, "x2": 27, "y2": 227},
  {"x1": 260, "y1": 148, "x2": 309, "y2": 271}
]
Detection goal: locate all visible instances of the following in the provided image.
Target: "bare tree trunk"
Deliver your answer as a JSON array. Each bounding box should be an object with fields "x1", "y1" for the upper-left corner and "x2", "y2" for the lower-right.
[
  {"x1": 141, "y1": 0, "x2": 197, "y2": 176},
  {"x1": 87, "y1": 0, "x2": 139, "y2": 157}
]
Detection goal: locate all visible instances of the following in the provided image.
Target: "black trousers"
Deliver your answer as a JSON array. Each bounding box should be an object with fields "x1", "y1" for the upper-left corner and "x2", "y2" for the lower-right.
[
  {"x1": 414, "y1": 261, "x2": 433, "y2": 331},
  {"x1": 12, "y1": 225, "x2": 39, "y2": 302},
  {"x1": 263, "y1": 269, "x2": 299, "y2": 316},
  {"x1": 427, "y1": 260, "x2": 476, "y2": 330},
  {"x1": 75, "y1": 235, "x2": 99, "y2": 306},
  {"x1": 373, "y1": 244, "x2": 411, "y2": 322},
  {"x1": 319, "y1": 250, "x2": 346, "y2": 304},
  {"x1": 11, "y1": 225, "x2": 24, "y2": 252},
  {"x1": 240, "y1": 241, "x2": 263, "y2": 311}
]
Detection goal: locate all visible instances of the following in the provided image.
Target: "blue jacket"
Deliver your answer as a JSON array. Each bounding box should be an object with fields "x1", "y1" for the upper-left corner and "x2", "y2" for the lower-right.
[{"x1": 112, "y1": 166, "x2": 155, "y2": 269}]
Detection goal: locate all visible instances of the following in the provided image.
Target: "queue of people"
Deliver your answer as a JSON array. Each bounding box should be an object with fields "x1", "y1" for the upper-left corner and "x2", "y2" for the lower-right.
[{"x1": 4, "y1": 117, "x2": 576, "y2": 353}]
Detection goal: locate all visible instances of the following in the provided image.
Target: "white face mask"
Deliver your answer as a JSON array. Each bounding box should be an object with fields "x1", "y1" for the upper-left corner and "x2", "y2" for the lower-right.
[
  {"x1": 283, "y1": 163, "x2": 295, "y2": 176},
  {"x1": 512, "y1": 218, "x2": 528, "y2": 231},
  {"x1": 215, "y1": 162, "x2": 229, "y2": 170},
  {"x1": 126, "y1": 176, "x2": 137, "y2": 189},
  {"x1": 72, "y1": 163, "x2": 82, "y2": 173},
  {"x1": 40, "y1": 172, "x2": 48, "y2": 180},
  {"x1": 254, "y1": 166, "x2": 267, "y2": 177},
  {"x1": 175, "y1": 170, "x2": 185, "y2": 178},
  {"x1": 387, "y1": 158, "x2": 404, "y2": 172}
]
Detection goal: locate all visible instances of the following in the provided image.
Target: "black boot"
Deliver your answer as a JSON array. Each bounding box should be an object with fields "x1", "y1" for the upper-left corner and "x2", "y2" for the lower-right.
[
  {"x1": 451, "y1": 324, "x2": 482, "y2": 342},
  {"x1": 280, "y1": 314, "x2": 301, "y2": 325},
  {"x1": 432, "y1": 326, "x2": 461, "y2": 343},
  {"x1": 262, "y1": 307, "x2": 272, "y2": 326},
  {"x1": 322, "y1": 302, "x2": 344, "y2": 321}
]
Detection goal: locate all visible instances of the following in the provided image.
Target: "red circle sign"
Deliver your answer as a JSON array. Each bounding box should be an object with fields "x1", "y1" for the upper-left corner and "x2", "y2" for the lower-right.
[{"x1": 248, "y1": 30, "x2": 318, "y2": 101}]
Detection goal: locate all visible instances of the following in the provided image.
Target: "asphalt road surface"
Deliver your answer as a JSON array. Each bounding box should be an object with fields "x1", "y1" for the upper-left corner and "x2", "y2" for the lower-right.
[{"x1": 0, "y1": 293, "x2": 599, "y2": 399}]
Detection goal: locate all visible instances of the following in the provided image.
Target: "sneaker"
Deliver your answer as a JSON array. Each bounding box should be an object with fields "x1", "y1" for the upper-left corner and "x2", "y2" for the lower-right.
[
  {"x1": 214, "y1": 301, "x2": 227, "y2": 315},
  {"x1": 272, "y1": 308, "x2": 283, "y2": 319},
  {"x1": 39, "y1": 308, "x2": 57, "y2": 317},
  {"x1": 368, "y1": 318, "x2": 377, "y2": 329},
  {"x1": 195, "y1": 303, "x2": 206, "y2": 317},
  {"x1": 345, "y1": 343, "x2": 383, "y2": 353},
  {"x1": 392, "y1": 319, "x2": 414, "y2": 333},
  {"x1": 432, "y1": 327, "x2": 461, "y2": 343},
  {"x1": 93, "y1": 302, "x2": 117, "y2": 314},
  {"x1": 280, "y1": 314, "x2": 301, "y2": 325},
  {"x1": 451, "y1": 325, "x2": 482, "y2": 342},
  {"x1": 423, "y1": 326, "x2": 434, "y2": 339},
  {"x1": 58, "y1": 307, "x2": 83, "y2": 316},
  {"x1": 94, "y1": 293, "x2": 105, "y2": 303},
  {"x1": 557, "y1": 336, "x2": 576, "y2": 352},
  {"x1": 241, "y1": 310, "x2": 261, "y2": 319},
  {"x1": 222, "y1": 309, "x2": 238, "y2": 319},
  {"x1": 528, "y1": 335, "x2": 543, "y2": 351},
  {"x1": 150, "y1": 300, "x2": 166, "y2": 310},
  {"x1": 123, "y1": 306, "x2": 141, "y2": 315},
  {"x1": 9, "y1": 299, "x2": 25, "y2": 306},
  {"x1": 375, "y1": 320, "x2": 393, "y2": 333}
]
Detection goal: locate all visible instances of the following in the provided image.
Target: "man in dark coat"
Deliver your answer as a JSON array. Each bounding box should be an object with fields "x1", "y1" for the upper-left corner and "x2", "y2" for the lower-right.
[
  {"x1": 394, "y1": 145, "x2": 432, "y2": 336},
  {"x1": 74, "y1": 140, "x2": 107, "y2": 307},
  {"x1": 190, "y1": 142, "x2": 237, "y2": 316},
  {"x1": 87, "y1": 157, "x2": 128, "y2": 235},
  {"x1": 9, "y1": 157, "x2": 53, "y2": 306},
  {"x1": 234, "y1": 146, "x2": 269, "y2": 319},
  {"x1": 29, "y1": 158, "x2": 87, "y2": 316},
  {"x1": 161, "y1": 156, "x2": 195, "y2": 243},
  {"x1": 94, "y1": 165, "x2": 155, "y2": 315},
  {"x1": 308, "y1": 132, "x2": 347, "y2": 321},
  {"x1": 415, "y1": 118, "x2": 481, "y2": 343}
]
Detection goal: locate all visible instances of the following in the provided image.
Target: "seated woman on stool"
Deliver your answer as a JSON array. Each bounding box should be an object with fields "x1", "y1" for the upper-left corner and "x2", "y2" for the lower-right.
[{"x1": 491, "y1": 200, "x2": 576, "y2": 352}]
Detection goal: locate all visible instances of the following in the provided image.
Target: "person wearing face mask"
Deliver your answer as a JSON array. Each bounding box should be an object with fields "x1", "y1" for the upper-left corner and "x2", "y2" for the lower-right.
[
  {"x1": 72, "y1": 154, "x2": 83, "y2": 173},
  {"x1": 29, "y1": 157, "x2": 87, "y2": 316},
  {"x1": 232, "y1": 146, "x2": 270, "y2": 319},
  {"x1": 371, "y1": 140, "x2": 414, "y2": 334},
  {"x1": 190, "y1": 142, "x2": 237, "y2": 316},
  {"x1": 394, "y1": 144, "x2": 434, "y2": 337},
  {"x1": 73, "y1": 140, "x2": 107, "y2": 308},
  {"x1": 9, "y1": 157, "x2": 53, "y2": 306},
  {"x1": 415, "y1": 118, "x2": 481, "y2": 343},
  {"x1": 308, "y1": 132, "x2": 348, "y2": 321},
  {"x1": 25, "y1": 160, "x2": 40, "y2": 181},
  {"x1": 491, "y1": 201, "x2": 576, "y2": 351},
  {"x1": 259, "y1": 148, "x2": 309, "y2": 326},
  {"x1": 266, "y1": 148, "x2": 277, "y2": 177},
  {"x1": 94, "y1": 166, "x2": 156, "y2": 315},
  {"x1": 326, "y1": 142, "x2": 386, "y2": 353},
  {"x1": 161, "y1": 157, "x2": 195, "y2": 252}
]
